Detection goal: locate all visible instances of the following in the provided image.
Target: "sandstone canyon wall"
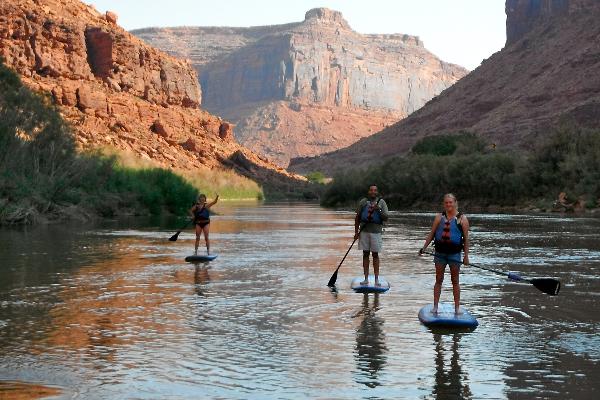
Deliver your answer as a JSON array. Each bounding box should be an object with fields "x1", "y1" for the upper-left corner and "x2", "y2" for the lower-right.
[
  {"x1": 133, "y1": 9, "x2": 468, "y2": 166},
  {"x1": 290, "y1": 0, "x2": 600, "y2": 174},
  {"x1": 0, "y1": 0, "x2": 304, "y2": 193}
]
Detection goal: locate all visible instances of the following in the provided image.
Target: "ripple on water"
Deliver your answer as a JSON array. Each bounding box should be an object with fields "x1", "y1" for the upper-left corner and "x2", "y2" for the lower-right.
[{"x1": 0, "y1": 205, "x2": 599, "y2": 399}]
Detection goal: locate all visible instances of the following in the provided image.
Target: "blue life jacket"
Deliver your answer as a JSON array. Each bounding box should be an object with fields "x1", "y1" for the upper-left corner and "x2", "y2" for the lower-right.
[
  {"x1": 434, "y1": 212, "x2": 464, "y2": 254},
  {"x1": 194, "y1": 205, "x2": 210, "y2": 222},
  {"x1": 360, "y1": 198, "x2": 383, "y2": 225}
]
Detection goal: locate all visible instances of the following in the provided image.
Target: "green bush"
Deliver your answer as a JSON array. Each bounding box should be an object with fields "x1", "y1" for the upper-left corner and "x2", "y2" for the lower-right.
[
  {"x1": 411, "y1": 132, "x2": 486, "y2": 156},
  {"x1": 322, "y1": 128, "x2": 600, "y2": 208},
  {"x1": 0, "y1": 59, "x2": 199, "y2": 224},
  {"x1": 305, "y1": 171, "x2": 327, "y2": 184}
]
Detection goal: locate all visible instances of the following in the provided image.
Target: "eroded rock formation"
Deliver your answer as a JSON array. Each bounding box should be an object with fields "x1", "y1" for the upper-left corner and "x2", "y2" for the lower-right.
[
  {"x1": 133, "y1": 8, "x2": 467, "y2": 166},
  {"x1": 0, "y1": 0, "x2": 304, "y2": 193},
  {"x1": 290, "y1": 0, "x2": 600, "y2": 174}
]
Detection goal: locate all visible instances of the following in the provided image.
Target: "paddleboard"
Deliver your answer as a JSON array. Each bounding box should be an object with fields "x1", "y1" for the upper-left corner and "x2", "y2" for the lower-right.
[
  {"x1": 418, "y1": 303, "x2": 478, "y2": 329},
  {"x1": 351, "y1": 275, "x2": 390, "y2": 293},
  {"x1": 185, "y1": 254, "x2": 218, "y2": 262}
]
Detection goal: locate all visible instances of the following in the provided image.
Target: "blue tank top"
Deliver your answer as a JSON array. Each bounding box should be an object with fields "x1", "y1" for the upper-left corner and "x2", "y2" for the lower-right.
[
  {"x1": 434, "y1": 212, "x2": 463, "y2": 254},
  {"x1": 360, "y1": 199, "x2": 382, "y2": 225}
]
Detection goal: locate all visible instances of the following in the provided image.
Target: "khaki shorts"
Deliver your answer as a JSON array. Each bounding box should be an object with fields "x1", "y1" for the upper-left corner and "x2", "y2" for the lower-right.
[{"x1": 358, "y1": 232, "x2": 383, "y2": 253}]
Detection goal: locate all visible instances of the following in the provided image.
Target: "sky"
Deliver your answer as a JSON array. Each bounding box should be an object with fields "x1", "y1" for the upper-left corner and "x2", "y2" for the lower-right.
[{"x1": 89, "y1": 0, "x2": 507, "y2": 70}]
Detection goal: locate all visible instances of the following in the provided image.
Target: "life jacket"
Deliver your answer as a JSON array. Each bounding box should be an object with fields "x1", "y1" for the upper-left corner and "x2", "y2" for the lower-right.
[
  {"x1": 434, "y1": 211, "x2": 464, "y2": 254},
  {"x1": 194, "y1": 205, "x2": 209, "y2": 222},
  {"x1": 360, "y1": 198, "x2": 383, "y2": 225}
]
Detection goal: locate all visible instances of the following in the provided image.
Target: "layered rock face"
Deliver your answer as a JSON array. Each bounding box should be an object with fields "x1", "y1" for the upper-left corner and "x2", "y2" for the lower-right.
[
  {"x1": 133, "y1": 9, "x2": 467, "y2": 166},
  {"x1": 0, "y1": 0, "x2": 304, "y2": 191},
  {"x1": 290, "y1": 0, "x2": 600, "y2": 174}
]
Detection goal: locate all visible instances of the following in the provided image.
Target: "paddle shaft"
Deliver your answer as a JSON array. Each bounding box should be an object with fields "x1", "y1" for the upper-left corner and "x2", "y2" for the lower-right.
[
  {"x1": 336, "y1": 236, "x2": 359, "y2": 272},
  {"x1": 421, "y1": 249, "x2": 512, "y2": 276},
  {"x1": 327, "y1": 226, "x2": 364, "y2": 286},
  {"x1": 169, "y1": 219, "x2": 194, "y2": 241}
]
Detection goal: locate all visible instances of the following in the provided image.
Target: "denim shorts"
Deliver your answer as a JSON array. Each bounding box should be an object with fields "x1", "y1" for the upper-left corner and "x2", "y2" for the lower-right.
[{"x1": 434, "y1": 252, "x2": 461, "y2": 268}]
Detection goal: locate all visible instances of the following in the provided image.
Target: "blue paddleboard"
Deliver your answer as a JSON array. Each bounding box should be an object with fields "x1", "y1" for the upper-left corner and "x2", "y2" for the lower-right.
[
  {"x1": 185, "y1": 254, "x2": 218, "y2": 262},
  {"x1": 351, "y1": 275, "x2": 390, "y2": 293},
  {"x1": 418, "y1": 303, "x2": 478, "y2": 329}
]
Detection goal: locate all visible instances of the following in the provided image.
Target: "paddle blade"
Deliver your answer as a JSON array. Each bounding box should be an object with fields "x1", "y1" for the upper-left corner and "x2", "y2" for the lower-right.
[
  {"x1": 327, "y1": 268, "x2": 339, "y2": 287},
  {"x1": 169, "y1": 231, "x2": 181, "y2": 242},
  {"x1": 531, "y1": 278, "x2": 561, "y2": 296}
]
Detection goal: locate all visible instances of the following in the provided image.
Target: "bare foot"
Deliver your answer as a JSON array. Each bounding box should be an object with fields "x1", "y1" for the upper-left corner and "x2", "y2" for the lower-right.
[
  {"x1": 455, "y1": 308, "x2": 463, "y2": 315},
  {"x1": 431, "y1": 306, "x2": 438, "y2": 315},
  {"x1": 360, "y1": 279, "x2": 369, "y2": 286},
  {"x1": 374, "y1": 280, "x2": 381, "y2": 287}
]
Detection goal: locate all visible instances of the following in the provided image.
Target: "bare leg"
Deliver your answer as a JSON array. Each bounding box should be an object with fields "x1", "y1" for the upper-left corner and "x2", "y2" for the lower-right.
[
  {"x1": 433, "y1": 263, "x2": 445, "y2": 313},
  {"x1": 450, "y1": 265, "x2": 461, "y2": 314},
  {"x1": 372, "y1": 252, "x2": 380, "y2": 285},
  {"x1": 202, "y1": 224, "x2": 210, "y2": 254},
  {"x1": 194, "y1": 224, "x2": 201, "y2": 255},
  {"x1": 362, "y1": 251, "x2": 370, "y2": 283}
]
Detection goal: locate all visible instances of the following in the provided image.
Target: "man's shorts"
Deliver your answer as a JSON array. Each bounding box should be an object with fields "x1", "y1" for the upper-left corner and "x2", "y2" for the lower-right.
[
  {"x1": 359, "y1": 232, "x2": 383, "y2": 253},
  {"x1": 434, "y1": 252, "x2": 462, "y2": 268}
]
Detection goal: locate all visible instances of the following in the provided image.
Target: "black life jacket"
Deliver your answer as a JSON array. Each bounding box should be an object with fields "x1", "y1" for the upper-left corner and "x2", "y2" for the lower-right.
[
  {"x1": 194, "y1": 205, "x2": 209, "y2": 222},
  {"x1": 433, "y1": 211, "x2": 464, "y2": 254}
]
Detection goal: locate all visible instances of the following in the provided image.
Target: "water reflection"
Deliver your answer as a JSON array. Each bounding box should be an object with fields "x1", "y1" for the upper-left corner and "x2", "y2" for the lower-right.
[
  {"x1": 0, "y1": 205, "x2": 598, "y2": 398},
  {"x1": 432, "y1": 333, "x2": 472, "y2": 400},
  {"x1": 193, "y1": 264, "x2": 211, "y2": 297},
  {"x1": 353, "y1": 293, "x2": 387, "y2": 388}
]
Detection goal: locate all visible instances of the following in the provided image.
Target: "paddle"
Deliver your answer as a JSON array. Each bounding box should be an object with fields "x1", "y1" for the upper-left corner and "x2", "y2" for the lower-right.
[
  {"x1": 419, "y1": 250, "x2": 561, "y2": 296},
  {"x1": 327, "y1": 231, "x2": 360, "y2": 287},
  {"x1": 169, "y1": 219, "x2": 193, "y2": 242}
]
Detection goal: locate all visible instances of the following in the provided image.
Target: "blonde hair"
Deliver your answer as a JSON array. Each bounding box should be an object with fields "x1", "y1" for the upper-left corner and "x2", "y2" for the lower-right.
[{"x1": 443, "y1": 193, "x2": 458, "y2": 208}]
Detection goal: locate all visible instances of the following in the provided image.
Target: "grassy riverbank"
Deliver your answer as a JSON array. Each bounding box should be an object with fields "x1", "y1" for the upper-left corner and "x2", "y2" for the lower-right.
[
  {"x1": 321, "y1": 128, "x2": 600, "y2": 212},
  {"x1": 0, "y1": 61, "x2": 262, "y2": 225}
]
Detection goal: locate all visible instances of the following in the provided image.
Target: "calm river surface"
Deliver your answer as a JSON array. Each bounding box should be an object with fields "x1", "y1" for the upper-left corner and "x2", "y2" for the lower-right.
[{"x1": 0, "y1": 203, "x2": 598, "y2": 399}]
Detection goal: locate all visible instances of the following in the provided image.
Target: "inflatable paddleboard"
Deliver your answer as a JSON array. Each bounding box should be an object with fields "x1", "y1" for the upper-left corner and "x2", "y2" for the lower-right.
[
  {"x1": 418, "y1": 303, "x2": 478, "y2": 329},
  {"x1": 185, "y1": 254, "x2": 218, "y2": 262},
  {"x1": 351, "y1": 275, "x2": 390, "y2": 293}
]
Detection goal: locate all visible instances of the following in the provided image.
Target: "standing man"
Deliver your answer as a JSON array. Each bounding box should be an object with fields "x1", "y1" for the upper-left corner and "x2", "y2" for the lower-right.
[{"x1": 355, "y1": 185, "x2": 389, "y2": 286}]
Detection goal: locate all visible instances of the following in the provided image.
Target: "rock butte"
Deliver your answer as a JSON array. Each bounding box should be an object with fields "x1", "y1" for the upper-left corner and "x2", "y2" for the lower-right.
[
  {"x1": 132, "y1": 8, "x2": 468, "y2": 167},
  {"x1": 0, "y1": 0, "x2": 305, "y2": 194},
  {"x1": 290, "y1": 0, "x2": 600, "y2": 174}
]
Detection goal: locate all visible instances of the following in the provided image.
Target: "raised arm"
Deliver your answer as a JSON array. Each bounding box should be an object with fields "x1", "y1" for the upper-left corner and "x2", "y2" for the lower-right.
[
  {"x1": 421, "y1": 214, "x2": 442, "y2": 252},
  {"x1": 207, "y1": 194, "x2": 220, "y2": 208}
]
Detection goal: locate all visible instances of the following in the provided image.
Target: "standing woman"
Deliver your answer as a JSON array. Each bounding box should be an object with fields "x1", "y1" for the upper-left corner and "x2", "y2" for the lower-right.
[
  {"x1": 190, "y1": 194, "x2": 219, "y2": 255},
  {"x1": 420, "y1": 194, "x2": 470, "y2": 314}
]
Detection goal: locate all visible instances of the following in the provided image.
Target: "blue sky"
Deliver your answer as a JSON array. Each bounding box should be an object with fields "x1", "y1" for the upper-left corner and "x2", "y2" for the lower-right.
[{"x1": 89, "y1": 0, "x2": 506, "y2": 70}]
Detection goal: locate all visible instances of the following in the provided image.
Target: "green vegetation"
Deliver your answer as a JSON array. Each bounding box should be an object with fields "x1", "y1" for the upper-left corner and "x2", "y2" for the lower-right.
[
  {"x1": 322, "y1": 129, "x2": 600, "y2": 210},
  {"x1": 102, "y1": 146, "x2": 265, "y2": 201},
  {"x1": 0, "y1": 60, "x2": 200, "y2": 224},
  {"x1": 411, "y1": 131, "x2": 486, "y2": 156},
  {"x1": 305, "y1": 171, "x2": 327, "y2": 184},
  {"x1": 186, "y1": 168, "x2": 263, "y2": 201}
]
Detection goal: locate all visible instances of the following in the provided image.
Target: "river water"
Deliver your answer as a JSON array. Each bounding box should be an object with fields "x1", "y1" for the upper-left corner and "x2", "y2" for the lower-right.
[{"x1": 0, "y1": 203, "x2": 598, "y2": 399}]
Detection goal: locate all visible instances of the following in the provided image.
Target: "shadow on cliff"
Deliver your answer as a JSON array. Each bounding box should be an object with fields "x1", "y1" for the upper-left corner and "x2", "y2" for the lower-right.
[{"x1": 222, "y1": 150, "x2": 320, "y2": 200}]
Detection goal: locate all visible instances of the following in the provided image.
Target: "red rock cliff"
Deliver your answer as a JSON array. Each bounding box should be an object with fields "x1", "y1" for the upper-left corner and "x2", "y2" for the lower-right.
[
  {"x1": 0, "y1": 0, "x2": 304, "y2": 191},
  {"x1": 290, "y1": 0, "x2": 600, "y2": 174},
  {"x1": 133, "y1": 8, "x2": 467, "y2": 166},
  {"x1": 506, "y1": 0, "x2": 600, "y2": 44}
]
